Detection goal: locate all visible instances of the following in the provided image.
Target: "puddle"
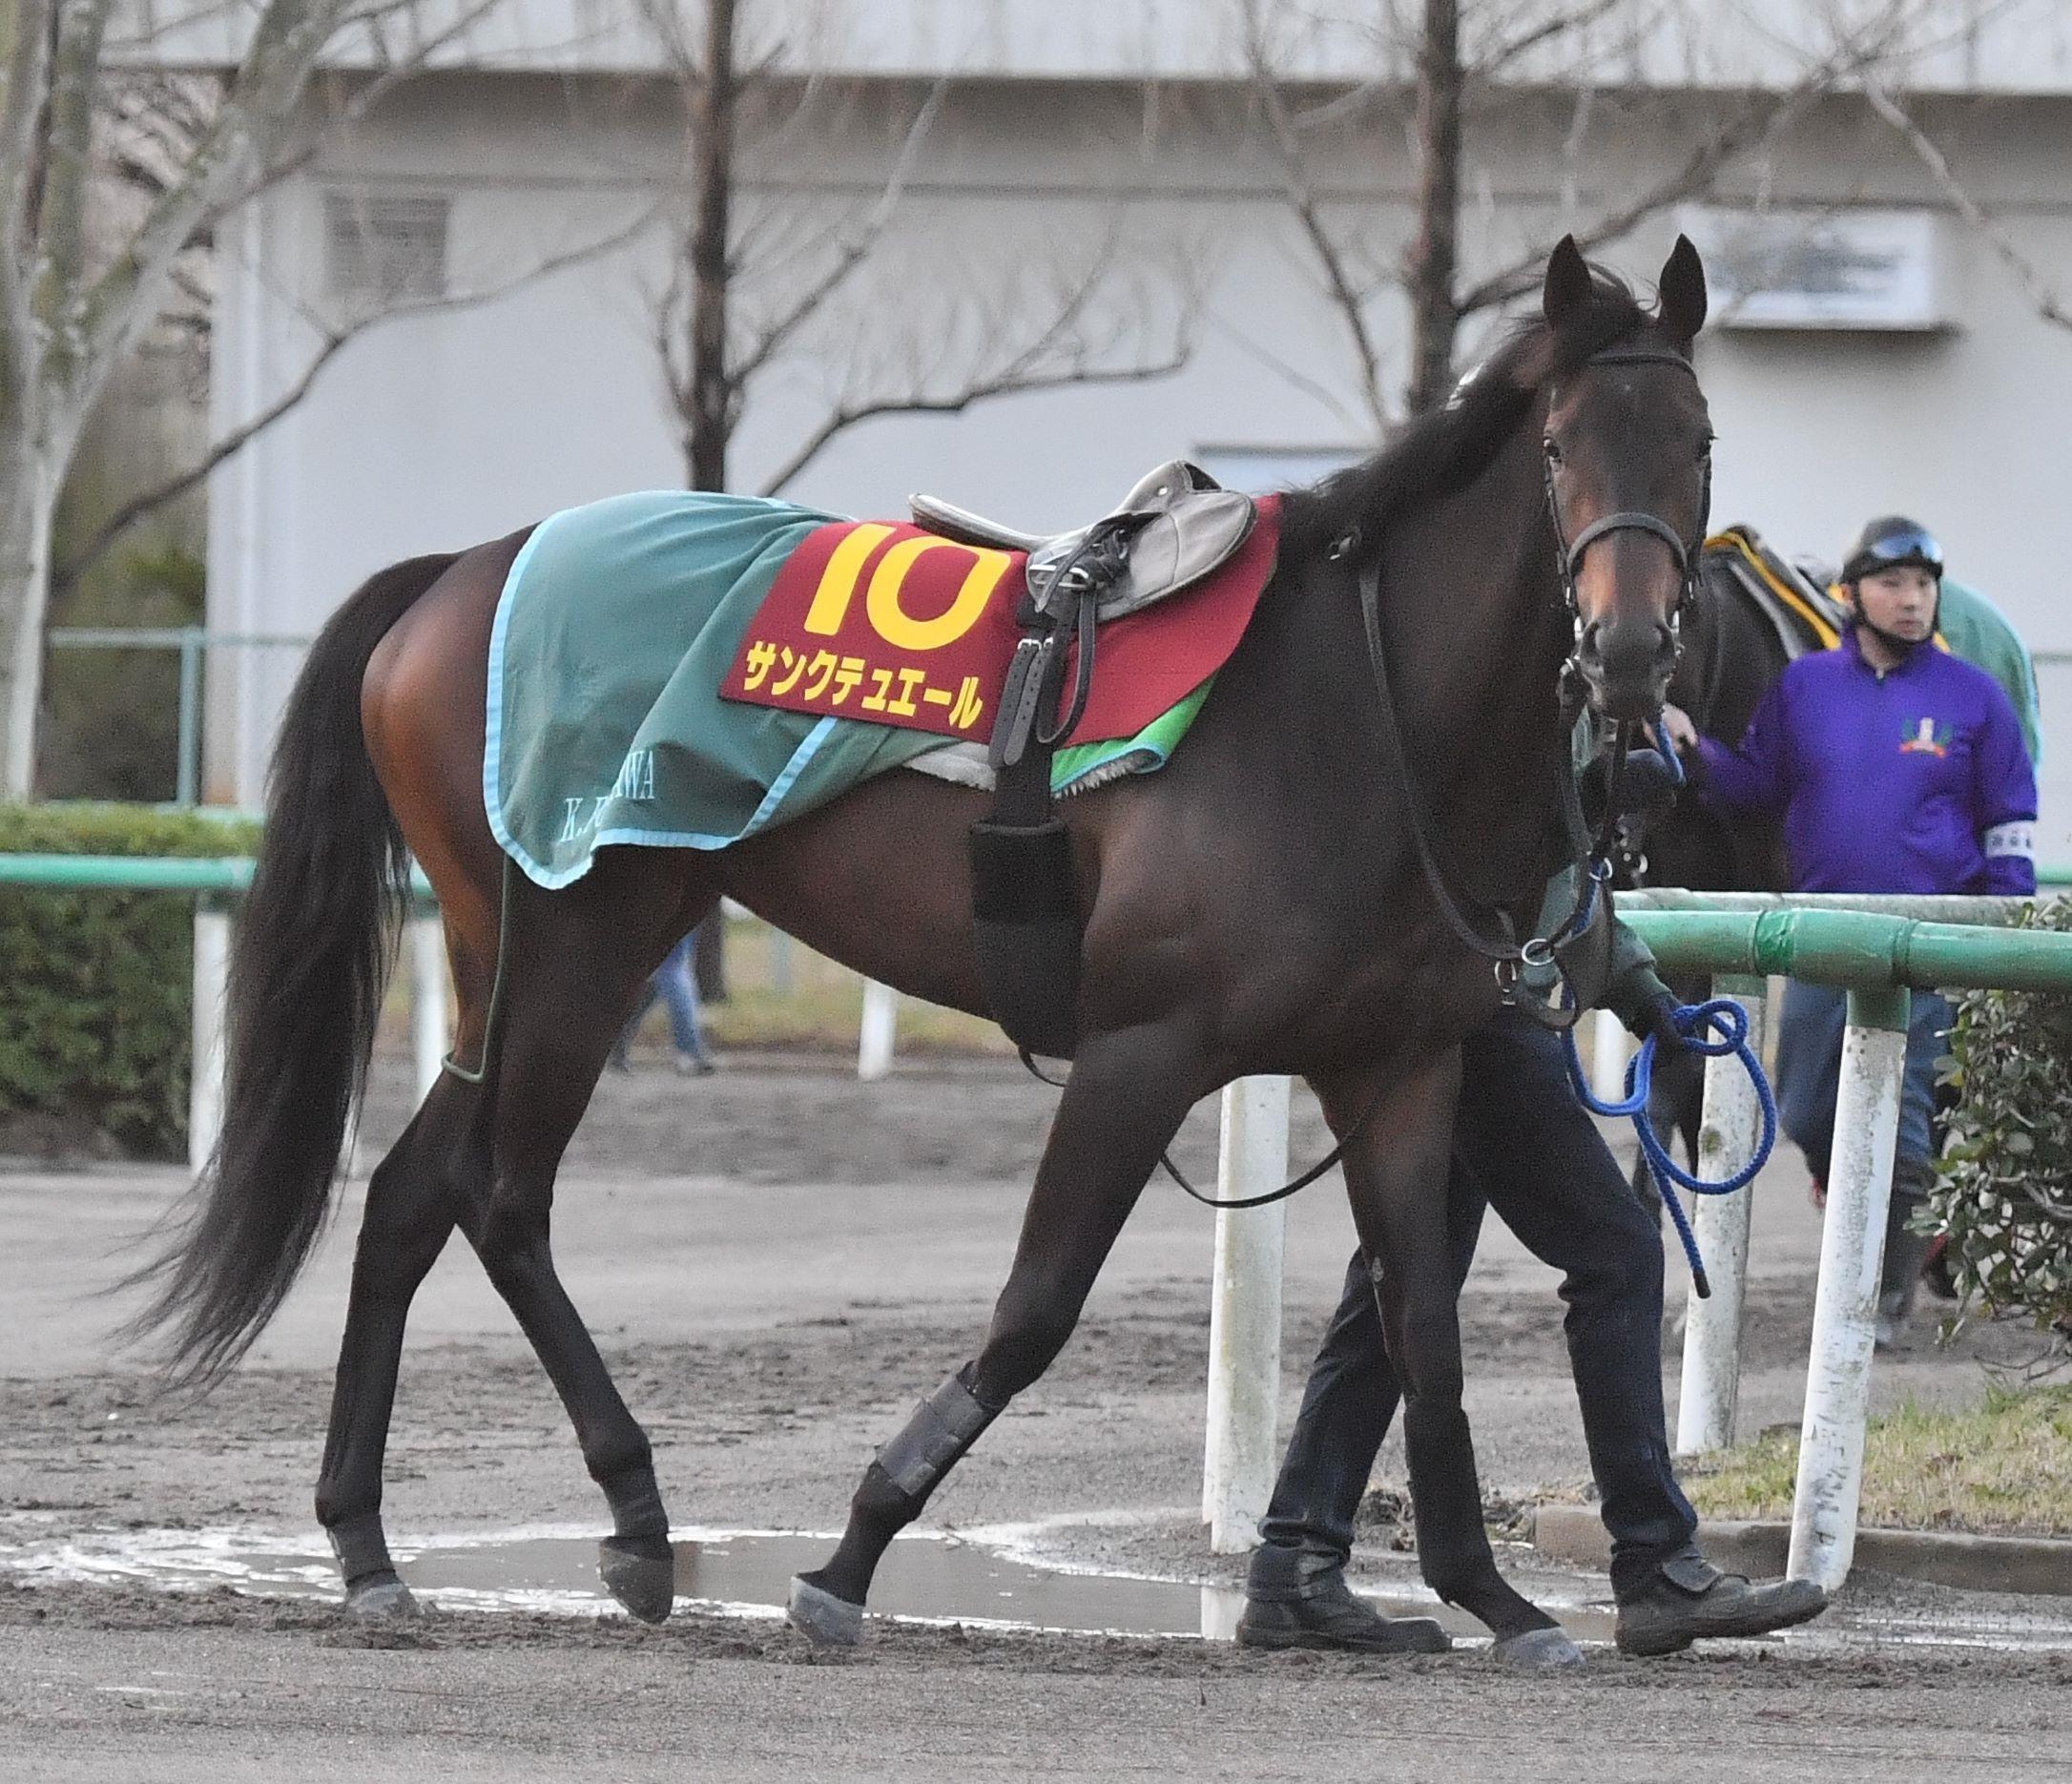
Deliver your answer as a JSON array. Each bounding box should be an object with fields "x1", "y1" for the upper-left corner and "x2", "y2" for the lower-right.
[
  {"x1": 0, "y1": 1522, "x2": 1593, "y2": 1641},
  {"x1": 3, "y1": 1521, "x2": 2067, "y2": 1652}
]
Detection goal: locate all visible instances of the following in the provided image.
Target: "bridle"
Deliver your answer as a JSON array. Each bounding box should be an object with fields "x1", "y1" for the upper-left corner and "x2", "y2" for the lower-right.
[
  {"x1": 1543, "y1": 345, "x2": 1711, "y2": 653},
  {"x1": 1356, "y1": 338, "x2": 1710, "y2": 1012}
]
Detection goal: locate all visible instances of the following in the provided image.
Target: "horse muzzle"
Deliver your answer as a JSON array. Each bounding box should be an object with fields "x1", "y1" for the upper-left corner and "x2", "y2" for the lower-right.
[{"x1": 1572, "y1": 617, "x2": 1678, "y2": 723}]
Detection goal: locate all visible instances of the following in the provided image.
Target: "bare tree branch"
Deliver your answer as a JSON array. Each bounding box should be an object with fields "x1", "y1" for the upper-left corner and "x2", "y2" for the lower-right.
[
  {"x1": 755, "y1": 351, "x2": 1191, "y2": 501},
  {"x1": 1452, "y1": 34, "x2": 1879, "y2": 320},
  {"x1": 56, "y1": 198, "x2": 667, "y2": 586},
  {"x1": 1470, "y1": 0, "x2": 1627, "y2": 81},
  {"x1": 34, "y1": 0, "x2": 114, "y2": 332},
  {"x1": 727, "y1": 77, "x2": 946, "y2": 386},
  {"x1": 1202, "y1": 306, "x2": 1366, "y2": 434},
  {"x1": 1864, "y1": 82, "x2": 2072, "y2": 334},
  {"x1": 1241, "y1": 0, "x2": 1390, "y2": 429},
  {"x1": 1, "y1": 2, "x2": 59, "y2": 295},
  {"x1": 80, "y1": 0, "x2": 359, "y2": 392},
  {"x1": 200, "y1": 0, "x2": 509, "y2": 221}
]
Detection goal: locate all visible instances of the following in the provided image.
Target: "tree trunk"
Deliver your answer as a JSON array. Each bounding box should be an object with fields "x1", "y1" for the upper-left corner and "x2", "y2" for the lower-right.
[
  {"x1": 0, "y1": 429, "x2": 56, "y2": 799},
  {"x1": 686, "y1": 0, "x2": 736, "y2": 500},
  {"x1": 675, "y1": 0, "x2": 741, "y2": 994},
  {"x1": 1404, "y1": 0, "x2": 1463, "y2": 416},
  {"x1": 685, "y1": 0, "x2": 737, "y2": 999}
]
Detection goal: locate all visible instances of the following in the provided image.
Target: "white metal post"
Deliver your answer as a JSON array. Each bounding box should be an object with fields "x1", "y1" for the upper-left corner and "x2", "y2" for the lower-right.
[
  {"x1": 1787, "y1": 985, "x2": 1909, "y2": 1592},
  {"x1": 1203, "y1": 1076, "x2": 1291, "y2": 1553},
  {"x1": 857, "y1": 980, "x2": 899, "y2": 1081},
  {"x1": 408, "y1": 911, "x2": 449, "y2": 1102},
  {"x1": 1587, "y1": 1006, "x2": 1632, "y2": 1103},
  {"x1": 1674, "y1": 974, "x2": 1766, "y2": 1456},
  {"x1": 188, "y1": 903, "x2": 231, "y2": 1177}
]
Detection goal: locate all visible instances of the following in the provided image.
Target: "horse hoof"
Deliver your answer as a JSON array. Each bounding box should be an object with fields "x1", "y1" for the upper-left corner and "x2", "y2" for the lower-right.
[
  {"x1": 599, "y1": 1535, "x2": 676, "y2": 1625},
  {"x1": 787, "y1": 1573, "x2": 863, "y2": 1647},
  {"x1": 1493, "y1": 1626, "x2": 1585, "y2": 1670},
  {"x1": 344, "y1": 1573, "x2": 420, "y2": 1619}
]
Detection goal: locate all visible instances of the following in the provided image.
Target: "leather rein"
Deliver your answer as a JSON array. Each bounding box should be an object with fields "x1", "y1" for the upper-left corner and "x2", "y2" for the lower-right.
[{"x1": 1160, "y1": 341, "x2": 1708, "y2": 1211}]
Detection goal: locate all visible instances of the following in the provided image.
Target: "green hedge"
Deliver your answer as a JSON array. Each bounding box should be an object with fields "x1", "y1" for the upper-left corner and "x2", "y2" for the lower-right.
[
  {"x1": 1932, "y1": 897, "x2": 2072, "y2": 1333},
  {"x1": 0, "y1": 804, "x2": 258, "y2": 1159}
]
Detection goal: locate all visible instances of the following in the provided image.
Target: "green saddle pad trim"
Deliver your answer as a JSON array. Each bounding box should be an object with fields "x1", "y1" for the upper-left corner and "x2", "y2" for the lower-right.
[{"x1": 1050, "y1": 679, "x2": 1212, "y2": 794}]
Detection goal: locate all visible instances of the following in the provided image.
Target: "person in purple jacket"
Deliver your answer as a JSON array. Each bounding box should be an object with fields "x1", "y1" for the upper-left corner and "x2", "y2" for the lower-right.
[{"x1": 1661, "y1": 517, "x2": 2037, "y2": 1346}]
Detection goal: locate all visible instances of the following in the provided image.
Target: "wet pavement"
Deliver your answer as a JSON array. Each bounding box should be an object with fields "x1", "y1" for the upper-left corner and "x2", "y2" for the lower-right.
[{"x1": 6, "y1": 1518, "x2": 2070, "y2": 1654}]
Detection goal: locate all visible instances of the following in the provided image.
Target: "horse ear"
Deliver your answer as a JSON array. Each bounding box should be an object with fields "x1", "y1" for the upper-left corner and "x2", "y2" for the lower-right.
[
  {"x1": 1657, "y1": 235, "x2": 1709, "y2": 344},
  {"x1": 1543, "y1": 235, "x2": 1594, "y2": 331}
]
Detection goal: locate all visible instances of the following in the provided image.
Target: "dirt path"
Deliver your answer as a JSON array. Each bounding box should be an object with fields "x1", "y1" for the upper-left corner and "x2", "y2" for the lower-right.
[{"x1": 3, "y1": 1053, "x2": 2066, "y2": 1780}]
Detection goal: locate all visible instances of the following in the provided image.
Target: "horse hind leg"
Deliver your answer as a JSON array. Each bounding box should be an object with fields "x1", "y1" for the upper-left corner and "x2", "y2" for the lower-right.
[
  {"x1": 316, "y1": 1069, "x2": 474, "y2": 1615},
  {"x1": 788, "y1": 1022, "x2": 1207, "y2": 1646},
  {"x1": 463, "y1": 855, "x2": 715, "y2": 1623}
]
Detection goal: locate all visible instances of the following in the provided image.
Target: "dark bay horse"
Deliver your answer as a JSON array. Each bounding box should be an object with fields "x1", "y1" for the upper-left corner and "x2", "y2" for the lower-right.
[{"x1": 130, "y1": 237, "x2": 1714, "y2": 1654}]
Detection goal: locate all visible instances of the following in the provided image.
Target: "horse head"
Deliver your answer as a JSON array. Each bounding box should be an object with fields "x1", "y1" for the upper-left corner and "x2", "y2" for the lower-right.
[{"x1": 1540, "y1": 234, "x2": 1713, "y2": 724}]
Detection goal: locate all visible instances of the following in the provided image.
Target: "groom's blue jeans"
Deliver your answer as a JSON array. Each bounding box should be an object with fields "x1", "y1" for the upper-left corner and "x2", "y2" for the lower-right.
[{"x1": 1253, "y1": 1010, "x2": 1698, "y2": 1601}]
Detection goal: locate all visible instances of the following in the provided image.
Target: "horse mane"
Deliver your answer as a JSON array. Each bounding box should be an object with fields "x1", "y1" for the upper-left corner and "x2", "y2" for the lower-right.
[{"x1": 1279, "y1": 269, "x2": 1653, "y2": 564}]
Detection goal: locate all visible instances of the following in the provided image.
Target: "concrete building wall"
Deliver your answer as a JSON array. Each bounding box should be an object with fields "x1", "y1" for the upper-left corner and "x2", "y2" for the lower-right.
[{"x1": 203, "y1": 61, "x2": 2072, "y2": 860}]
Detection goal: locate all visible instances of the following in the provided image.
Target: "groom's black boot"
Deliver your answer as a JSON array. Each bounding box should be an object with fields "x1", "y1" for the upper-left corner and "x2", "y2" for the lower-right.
[
  {"x1": 1239, "y1": 1544, "x2": 1450, "y2": 1655},
  {"x1": 1614, "y1": 1548, "x2": 1828, "y2": 1656}
]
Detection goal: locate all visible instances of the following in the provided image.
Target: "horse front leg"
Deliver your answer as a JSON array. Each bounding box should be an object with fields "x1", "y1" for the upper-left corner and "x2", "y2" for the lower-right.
[
  {"x1": 788, "y1": 1021, "x2": 1206, "y2": 1645},
  {"x1": 1316, "y1": 1048, "x2": 1582, "y2": 1669}
]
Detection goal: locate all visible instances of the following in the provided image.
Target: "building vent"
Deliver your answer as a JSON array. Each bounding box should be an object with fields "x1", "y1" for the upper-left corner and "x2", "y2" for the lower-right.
[
  {"x1": 1679, "y1": 206, "x2": 1952, "y2": 333},
  {"x1": 323, "y1": 190, "x2": 451, "y2": 303}
]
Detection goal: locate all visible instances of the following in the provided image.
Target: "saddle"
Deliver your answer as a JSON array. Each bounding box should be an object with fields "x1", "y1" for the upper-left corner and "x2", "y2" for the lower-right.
[
  {"x1": 912, "y1": 461, "x2": 1255, "y2": 1058},
  {"x1": 913, "y1": 460, "x2": 1255, "y2": 774},
  {"x1": 1702, "y1": 524, "x2": 1848, "y2": 658},
  {"x1": 912, "y1": 459, "x2": 1257, "y2": 627}
]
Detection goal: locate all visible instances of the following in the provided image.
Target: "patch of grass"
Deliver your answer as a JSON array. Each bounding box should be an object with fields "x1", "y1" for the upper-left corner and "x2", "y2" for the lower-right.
[{"x1": 1681, "y1": 1384, "x2": 2072, "y2": 1536}]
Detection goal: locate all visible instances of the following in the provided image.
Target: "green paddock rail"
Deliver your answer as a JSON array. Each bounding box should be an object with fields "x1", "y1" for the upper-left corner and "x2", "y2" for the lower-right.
[
  {"x1": 0, "y1": 853, "x2": 434, "y2": 901},
  {"x1": 1622, "y1": 906, "x2": 2072, "y2": 995},
  {"x1": 6, "y1": 857, "x2": 2072, "y2": 995}
]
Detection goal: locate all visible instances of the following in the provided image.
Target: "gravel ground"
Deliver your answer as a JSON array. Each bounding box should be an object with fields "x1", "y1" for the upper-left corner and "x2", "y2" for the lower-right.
[{"x1": 3, "y1": 1049, "x2": 2067, "y2": 1781}]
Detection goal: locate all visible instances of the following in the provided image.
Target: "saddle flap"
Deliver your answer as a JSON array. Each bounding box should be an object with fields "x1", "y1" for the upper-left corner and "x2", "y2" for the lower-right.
[
  {"x1": 905, "y1": 494, "x2": 1046, "y2": 554},
  {"x1": 1090, "y1": 490, "x2": 1257, "y2": 620}
]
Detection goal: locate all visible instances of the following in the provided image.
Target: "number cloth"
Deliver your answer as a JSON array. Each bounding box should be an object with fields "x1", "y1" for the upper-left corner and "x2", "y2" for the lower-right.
[{"x1": 487, "y1": 490, "x2": 1273, "y2": 887}]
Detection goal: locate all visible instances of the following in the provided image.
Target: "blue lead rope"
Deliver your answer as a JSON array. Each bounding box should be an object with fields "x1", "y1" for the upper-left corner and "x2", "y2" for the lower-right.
[{"x1": 1562, "y1": 997, "x2": 1778, "y2": 1299}]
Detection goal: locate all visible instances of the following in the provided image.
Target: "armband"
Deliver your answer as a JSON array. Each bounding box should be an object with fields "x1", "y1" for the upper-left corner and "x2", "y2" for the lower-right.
[{"x1": 1983, "y1": 820, "x2": 2035, "y2": 861}]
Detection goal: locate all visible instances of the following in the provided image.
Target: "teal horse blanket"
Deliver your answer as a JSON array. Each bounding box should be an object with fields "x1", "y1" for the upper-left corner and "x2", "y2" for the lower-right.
[{"x1": 487, "y1": 491, "x2": 1212, "y2": 887}]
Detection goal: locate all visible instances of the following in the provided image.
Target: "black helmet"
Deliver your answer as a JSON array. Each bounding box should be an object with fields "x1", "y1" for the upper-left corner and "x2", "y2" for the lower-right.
[{"x1": 1840, "y1": 515, "x2": 1943, "y2": 586}]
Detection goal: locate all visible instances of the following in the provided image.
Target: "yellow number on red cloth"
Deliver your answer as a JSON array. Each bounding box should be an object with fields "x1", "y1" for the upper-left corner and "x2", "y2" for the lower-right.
[{"x1": 800, "y1": 525, "x2": 1013, "y2": 653}]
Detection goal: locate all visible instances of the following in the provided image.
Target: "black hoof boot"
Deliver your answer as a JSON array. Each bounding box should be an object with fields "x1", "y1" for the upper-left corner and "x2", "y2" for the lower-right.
[
  {"x1": 343, "y1": 1571, "x2": 421, "y2": 1619},
  {"x1": 1615, "y1": 1550, "x2": 1829, "y2": 1656},
  {"x1": 1237, "y1": 1573, "x2": 1451, "y2": 1656},
  {"x1": 787, "y1": 1570, "x2": 864, "y2": 1647},
  {"x1": 599, "y1": 1534, "x2": 676, "y2": 1625}
]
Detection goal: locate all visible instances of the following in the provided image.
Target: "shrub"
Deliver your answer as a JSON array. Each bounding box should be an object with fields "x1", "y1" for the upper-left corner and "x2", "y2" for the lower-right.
[
  {"x1": 0, "y1": 804, "x2": 258, "y2": 1160},
  {"x1": 1931, "y1": 897, "x2": 2072, "y2": 1333}
]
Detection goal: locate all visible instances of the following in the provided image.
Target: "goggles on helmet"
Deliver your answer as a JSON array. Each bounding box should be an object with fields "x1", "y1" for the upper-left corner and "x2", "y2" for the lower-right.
[{"x1": 1856, "y1": 527, "x2": 1943, "y2": 576}]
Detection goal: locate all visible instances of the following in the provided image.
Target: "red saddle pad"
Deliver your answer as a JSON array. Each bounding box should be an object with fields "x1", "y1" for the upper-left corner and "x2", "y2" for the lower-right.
[{"x1": 720, "y1": 495, "x2": 1281, "y2": 744}]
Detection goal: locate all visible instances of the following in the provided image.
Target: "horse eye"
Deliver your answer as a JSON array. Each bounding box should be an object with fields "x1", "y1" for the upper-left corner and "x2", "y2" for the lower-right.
[{"x1": 1544, "y1": 436, "x2": 1564, "y2": 466}]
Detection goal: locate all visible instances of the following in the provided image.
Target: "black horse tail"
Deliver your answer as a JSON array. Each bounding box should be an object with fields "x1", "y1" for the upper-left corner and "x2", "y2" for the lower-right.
[{"x1": 127, "y1": 551, "x2": 459, "y2": 1389}]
